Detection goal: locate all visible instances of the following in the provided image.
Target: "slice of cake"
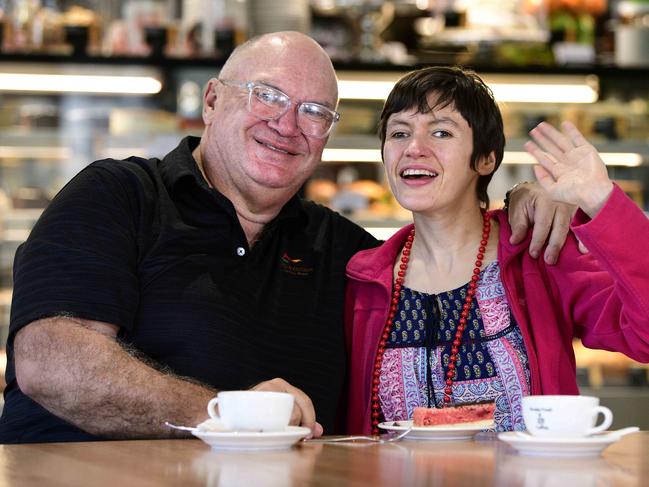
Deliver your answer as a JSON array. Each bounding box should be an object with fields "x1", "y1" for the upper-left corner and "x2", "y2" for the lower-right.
[{"x1": 412, "y1": 403, "x2": 495, "y2": 428}]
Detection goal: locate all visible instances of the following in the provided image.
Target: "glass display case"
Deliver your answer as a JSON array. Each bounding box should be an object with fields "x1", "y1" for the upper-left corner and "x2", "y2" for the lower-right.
[{"x1": 0, "y1": 55, "x2": 648, "y2": 397}]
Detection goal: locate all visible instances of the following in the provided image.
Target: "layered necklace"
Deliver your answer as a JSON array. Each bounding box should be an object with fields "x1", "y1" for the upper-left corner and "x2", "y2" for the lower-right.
[{"x1": 370, "y1": 210, "x2": 492, "y2": 434}]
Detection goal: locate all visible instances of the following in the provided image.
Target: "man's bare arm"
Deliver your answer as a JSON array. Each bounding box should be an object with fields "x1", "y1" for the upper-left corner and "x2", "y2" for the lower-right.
[{"x1": 14, "y1": 316, "x2": 215, "y2": 439}]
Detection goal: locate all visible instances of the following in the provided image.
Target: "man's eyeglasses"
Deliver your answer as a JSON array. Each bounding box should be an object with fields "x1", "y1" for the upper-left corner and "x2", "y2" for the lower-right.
[{"x1": 218, "y1": 79, "x2": 340, "y2": 139}]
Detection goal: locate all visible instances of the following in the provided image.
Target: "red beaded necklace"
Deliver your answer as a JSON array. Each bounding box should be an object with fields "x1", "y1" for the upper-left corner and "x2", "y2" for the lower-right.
[{"x1": 370, "y1": 211, "x2": 492, "y2": 434}]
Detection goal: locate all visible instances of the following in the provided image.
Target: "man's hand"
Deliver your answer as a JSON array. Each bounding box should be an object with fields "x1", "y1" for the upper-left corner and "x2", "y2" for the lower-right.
[
  {"x1": 252, "y1": 378, "x2": 323, "y2": 438},
  {"x1": 507, "y1": 181, "x2": 576, "y2": 265}
]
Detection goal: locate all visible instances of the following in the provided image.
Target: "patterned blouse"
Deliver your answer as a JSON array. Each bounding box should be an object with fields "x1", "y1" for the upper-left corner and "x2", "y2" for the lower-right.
[{"x1": 378, "y1": 261, "x2": 530, "y2": 431}]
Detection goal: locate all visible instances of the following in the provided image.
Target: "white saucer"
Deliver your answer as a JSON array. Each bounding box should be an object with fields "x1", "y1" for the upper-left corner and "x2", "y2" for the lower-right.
[
  {"x1": 379, "y1": 420, "x2": 493, "y2": 441},
  {"x1": 498, "y1": 431, "x2": 623, "y2": 457},
  {"x1": 192, "y1": 426, "x2": 311, "y2": 451}
]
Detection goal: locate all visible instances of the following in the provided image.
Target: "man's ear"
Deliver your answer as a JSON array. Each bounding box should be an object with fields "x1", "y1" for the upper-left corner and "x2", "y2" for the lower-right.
[
  {"x1": 477, "y1": 151, "x2": 497, "y2": 176},
  {"x1": 202, "y1": 78, "x2": 219, "y2": 126}
]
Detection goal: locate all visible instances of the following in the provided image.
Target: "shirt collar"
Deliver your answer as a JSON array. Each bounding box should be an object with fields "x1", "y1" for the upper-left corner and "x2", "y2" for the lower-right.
[
  {"x1": 159, "y1": 136, "x2": 205, "y2": 194},
  {"x1": 160, "y1": 136, "x2": 307, "y2": 226}
]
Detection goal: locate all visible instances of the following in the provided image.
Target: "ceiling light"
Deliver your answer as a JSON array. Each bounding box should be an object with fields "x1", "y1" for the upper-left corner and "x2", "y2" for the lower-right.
[
  {"x1": 337, "y1": 72, "x2": 599, "y2": 104},
  {"x1": 322, "y1": 148, "x2": 382, "y2": 162},
  {"x1": 488, "y1": 82, "x2": 597, "y2": 104},
  {"x1": 324, "y1": 148, "x2": 641, "y2": 167},
  {"x1": 0, "y1": 146, "x2": 71, "y2": 159},
  {"x1": 0, "y1": 64, "x2": 162, "y2": 95},
  {"x1": 503, "y1": 151, "x2": 642, "y2": 167}
]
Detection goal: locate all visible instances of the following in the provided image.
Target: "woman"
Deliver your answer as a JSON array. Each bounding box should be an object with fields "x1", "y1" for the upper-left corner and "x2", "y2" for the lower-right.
[{"x1": 344, "y1": 66, "x2": 649, "y2": 434}]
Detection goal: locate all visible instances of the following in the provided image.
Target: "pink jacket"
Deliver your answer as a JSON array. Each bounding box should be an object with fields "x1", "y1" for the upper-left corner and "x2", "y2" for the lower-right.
[{"x1": 344, "y1": 185, "x2": 649, "y2": 434}]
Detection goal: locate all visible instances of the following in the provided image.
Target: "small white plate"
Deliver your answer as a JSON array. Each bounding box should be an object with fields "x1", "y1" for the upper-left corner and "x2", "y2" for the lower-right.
[
  {"x1": 192, "y1": 426, "x2": 311, "y2": 451},
  {"x1": 498, "y1": 431, "x2": 626, "y2": 457},
  {"x1": 378, "y1": 420, "x2": 493, "y2": 441}
]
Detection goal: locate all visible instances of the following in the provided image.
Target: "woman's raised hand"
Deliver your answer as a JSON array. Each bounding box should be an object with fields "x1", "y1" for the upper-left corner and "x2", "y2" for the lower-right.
[{"x1": 525, "y1": 121, "x2": 614, "y2": 218}]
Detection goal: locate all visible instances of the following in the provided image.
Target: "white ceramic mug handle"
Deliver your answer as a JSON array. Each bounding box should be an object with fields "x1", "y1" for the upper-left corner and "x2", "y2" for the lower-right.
[
  {"x1": 586, "y1": 406, "x2": 613, "y2": 435},
  {"x1": 207, "y1": 397, "x2": 221, "y2": 421}
]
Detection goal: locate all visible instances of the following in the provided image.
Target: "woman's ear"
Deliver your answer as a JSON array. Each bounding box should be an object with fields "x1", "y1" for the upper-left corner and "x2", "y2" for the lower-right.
[
  {"x1": 477, "y1": 151, "x2": 497, "y2": 176},
  {"x1": 202, "y1": 78, "x2": 219, "y2": 126}
]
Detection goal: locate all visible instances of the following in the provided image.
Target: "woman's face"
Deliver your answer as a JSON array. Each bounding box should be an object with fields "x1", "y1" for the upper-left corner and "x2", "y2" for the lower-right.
[{"x1": 382, "y1": 94, "x2": 494, "y2": 216}]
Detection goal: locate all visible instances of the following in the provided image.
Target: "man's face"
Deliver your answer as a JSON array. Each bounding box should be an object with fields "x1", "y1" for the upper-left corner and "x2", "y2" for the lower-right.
[{"x1": 203, "y1": 40, "x2": 338, "y2": 198}]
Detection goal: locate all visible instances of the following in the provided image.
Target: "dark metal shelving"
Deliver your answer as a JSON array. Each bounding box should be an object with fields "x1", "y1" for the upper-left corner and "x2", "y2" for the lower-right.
[{"x1": 1, "y1": 51, "x2": 649, "y2": 79}]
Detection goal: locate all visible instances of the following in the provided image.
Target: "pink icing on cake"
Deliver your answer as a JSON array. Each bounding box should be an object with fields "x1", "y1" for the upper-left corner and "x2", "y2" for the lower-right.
[{"x1": 412, "y1": 403, "x2": 495, "y2": 427}]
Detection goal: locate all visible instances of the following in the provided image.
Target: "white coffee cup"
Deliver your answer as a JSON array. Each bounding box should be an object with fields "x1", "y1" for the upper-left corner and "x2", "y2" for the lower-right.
[
  {"x1": 207, "y1": 391, "x2": 294, "y2": 432},
  {"x1": 522, "y1": 395, "x2": 613, "y2": 438}
]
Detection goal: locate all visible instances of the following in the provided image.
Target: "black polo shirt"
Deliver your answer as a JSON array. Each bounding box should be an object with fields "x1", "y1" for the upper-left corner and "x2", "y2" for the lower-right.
[{"x1": 0, "y1": 136, "x2": 379, "y2": 443}]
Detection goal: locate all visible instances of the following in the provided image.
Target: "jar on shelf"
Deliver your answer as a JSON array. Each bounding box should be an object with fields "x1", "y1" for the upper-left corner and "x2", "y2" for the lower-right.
[{"x1": 615, "y1": 0, "x2": 649, "y2": 67}]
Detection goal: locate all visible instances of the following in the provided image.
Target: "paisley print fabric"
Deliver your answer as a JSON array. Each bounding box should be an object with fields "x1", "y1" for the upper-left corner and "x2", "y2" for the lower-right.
[{"x1": 378, "y1": 261, "x2": 530, "y2": 431}]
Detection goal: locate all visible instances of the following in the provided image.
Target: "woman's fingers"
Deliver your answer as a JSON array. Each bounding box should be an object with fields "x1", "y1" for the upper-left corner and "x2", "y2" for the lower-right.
[
  {"x1": 561, "y1": 120, "x2": 589, "y2": 147},
  {"x1": 532, "y1": 164, "x2": 554, "y2": 191},
  {"x1": 525, "y1": 141, "x2": 562, "y2": 182},
  {"x1": 530, "y1": 121, "x2": 574, "y2": 158}
]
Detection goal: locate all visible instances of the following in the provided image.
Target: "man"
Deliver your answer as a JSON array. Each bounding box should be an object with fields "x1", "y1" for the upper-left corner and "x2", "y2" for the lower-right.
[{"x1": 0, "y1": 32, "x2": 572, "y2": 443}]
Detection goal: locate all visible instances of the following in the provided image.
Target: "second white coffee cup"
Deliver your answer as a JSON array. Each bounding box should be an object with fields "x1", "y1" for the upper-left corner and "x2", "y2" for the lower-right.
[
  {"x1": 522, "y1": 395, "x2": 613, "y2": 438},
  {"x1": 207, "y1": 390, "x2": 295, "y2": 432}
]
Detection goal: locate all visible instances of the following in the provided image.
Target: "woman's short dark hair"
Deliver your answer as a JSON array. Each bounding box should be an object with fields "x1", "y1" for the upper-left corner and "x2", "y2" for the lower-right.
[{"x1": 378, "y1": 66, "x2": 505, "y2": 209}]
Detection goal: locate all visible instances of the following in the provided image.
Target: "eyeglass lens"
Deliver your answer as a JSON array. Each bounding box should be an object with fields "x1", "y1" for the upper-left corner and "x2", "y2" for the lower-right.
[{"x1": 249, "y1": 84, "x2": 335, "y2": 137}]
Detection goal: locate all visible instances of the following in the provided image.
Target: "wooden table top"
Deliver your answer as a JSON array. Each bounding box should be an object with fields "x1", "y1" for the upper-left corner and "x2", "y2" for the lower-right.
[{"x1": 0, "y1": 432, "x2": 646, "y2": 486}]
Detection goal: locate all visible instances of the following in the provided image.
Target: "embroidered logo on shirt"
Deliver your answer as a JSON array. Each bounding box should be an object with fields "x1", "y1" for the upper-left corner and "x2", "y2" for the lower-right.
[
  {"x1": 280, "y1": 252, "x2": 313, "y2": 277},
  {"x1": 281, "y1": 252, "x2": 302, "y2": 264}
]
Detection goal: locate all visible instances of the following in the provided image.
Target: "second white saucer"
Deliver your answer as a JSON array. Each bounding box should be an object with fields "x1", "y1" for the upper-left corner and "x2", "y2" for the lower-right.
[{"x1": 497, "y1": 429, "x2": 637, "y2": 457}]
